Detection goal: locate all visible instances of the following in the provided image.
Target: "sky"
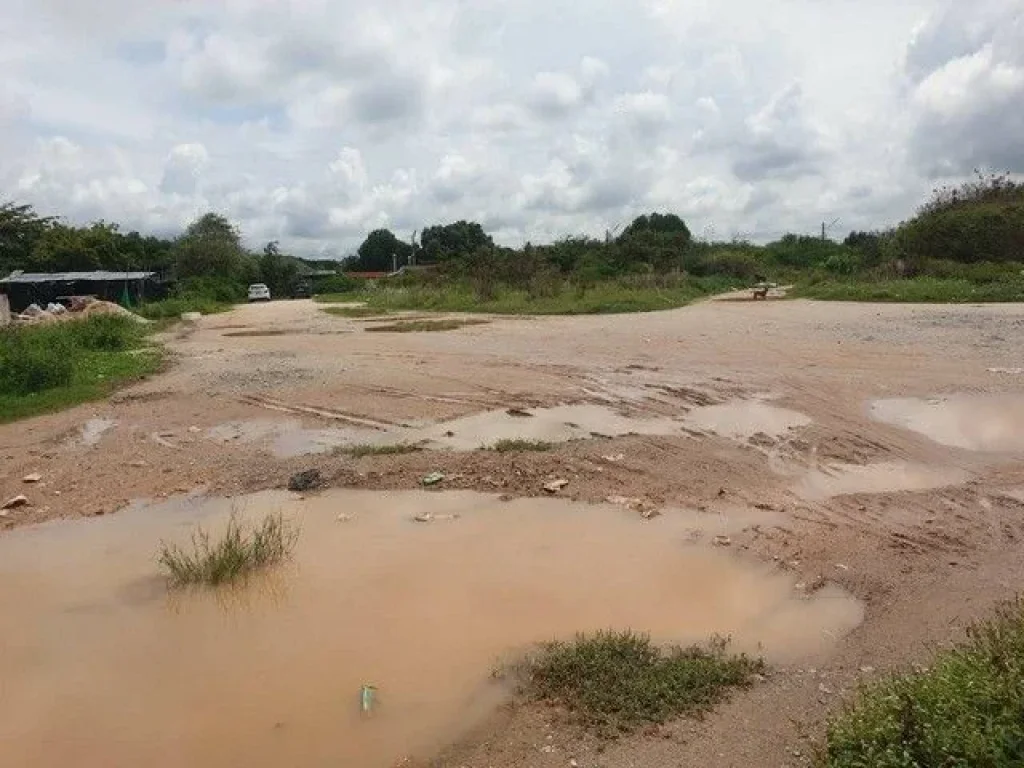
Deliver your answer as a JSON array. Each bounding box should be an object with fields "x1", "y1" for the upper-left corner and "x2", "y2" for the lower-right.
[{"x1": 1, "y1": 0, "x2": 1021, "y2": 258}]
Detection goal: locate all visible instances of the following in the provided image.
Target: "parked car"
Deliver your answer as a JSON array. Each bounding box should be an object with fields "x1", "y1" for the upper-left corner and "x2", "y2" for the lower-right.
[
  {"x1": 292, "y1": 280, "x2": 312, "y2": 299},
  {"x1": 247, "y1": 283, "x2": 271, "y2": 302}
]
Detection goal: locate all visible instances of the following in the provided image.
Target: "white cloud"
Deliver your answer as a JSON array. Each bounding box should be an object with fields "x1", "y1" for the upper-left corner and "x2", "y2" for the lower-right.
[{"x1": 0, "y1": 0, "x2": 1020, "y2": 256}]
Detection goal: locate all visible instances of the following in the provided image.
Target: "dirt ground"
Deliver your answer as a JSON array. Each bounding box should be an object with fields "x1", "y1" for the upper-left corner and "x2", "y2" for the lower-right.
[{"x1": 4, "y1": 297, "x2": 1024, "y2": 766}]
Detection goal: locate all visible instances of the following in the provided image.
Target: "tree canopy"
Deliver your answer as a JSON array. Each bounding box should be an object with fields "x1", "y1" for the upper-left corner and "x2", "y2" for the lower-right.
[
  {"x1": 420, "y1": 221, "x2": 494, "y2": 263},
  {"x1": 351, "y1": 228, "x2": 411, "y2": 272}
]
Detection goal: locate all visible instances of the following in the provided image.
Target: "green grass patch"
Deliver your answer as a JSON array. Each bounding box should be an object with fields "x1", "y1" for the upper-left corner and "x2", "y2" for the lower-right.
[
  {"x1": 509, "y1": 631, "x2": 763, "y2": 737},
  {"x1": 136, "y1": 295, "x2": 234, "y2": 320},
  {"x1": 324, "y1": 276, "x2": 738, "y2": 316},
  {"x1": 157, "y1": 512, "x2": 299, "y2": 589},
  {"x1": 340, "y1": 442, "x2": 424, "y2": 458},
  {"x1": 824, "y1": 598, "x2": 1024, "y2": 767},
  {"x1": 364, "y1": 319, "x2": 489, "y2": 332},
  {"x1": 0, "y1": 316, "x2": 162, "y2": 424},
  {"x1": 490, "y1": 438, "x2": 555, "y2": 453},
  {"x1": 322, "y1": 305, "x2": 392, "y2": 318},
  {"x1": 795, "y1": 277, "x2": 1024, "y2": 303}
]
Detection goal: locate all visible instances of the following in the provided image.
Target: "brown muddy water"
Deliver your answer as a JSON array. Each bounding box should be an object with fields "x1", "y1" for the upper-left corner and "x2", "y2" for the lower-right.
[
  {"x1": 870, "y1": 394, "x2": 1024, "y2": 452},
  {"x1": 795, "y1": 461, "x2": 970, "y2": 500},
  {"x1": 0, "y1": 490, "x2": 862, "y2": 768}
]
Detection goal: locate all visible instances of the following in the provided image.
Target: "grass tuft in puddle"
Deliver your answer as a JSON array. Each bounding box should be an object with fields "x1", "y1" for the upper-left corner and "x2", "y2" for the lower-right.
[
  {"x1": 490, "y1": 438, "x2": 555, "y2": 453},
  {"x1": 824, "y1": 597, "x2": 1024, "y2": 767},
  {"x1": 158, "y1": 512, "x2": 299, "y2": 588},
  {"x1": 339, "y1": 443, "x2": 424, "y2": 458},
  {"x1": 510, "y1": 631, "x2": 763, "y2": 736}
]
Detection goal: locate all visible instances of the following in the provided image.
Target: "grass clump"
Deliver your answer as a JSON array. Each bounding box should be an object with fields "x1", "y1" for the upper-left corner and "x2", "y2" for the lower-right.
[
  {"x1": 341, "y1": 442, "x2": 424, "y2": 458},
  {"x1": 321, "y1": 305, "x2": 391, "y2": 318},
  {"x1": 490, "y1": 438, "x2": 555, "y2": 453},
  {"x1": 512, "y1": 631, "x2": 763, "y2": 736},
  {"x1": 824, "y1": 598, "x2": 1024, "y2": 767},
  {"x1": 0, "y1": 316, "x2": 161, "y2": 423},
  {"x1": 364, "y1": 319, "x2": 489, "y2": 332},
  {"x1": 157, "y1": 512, "x2": 299, "y2": 588}
]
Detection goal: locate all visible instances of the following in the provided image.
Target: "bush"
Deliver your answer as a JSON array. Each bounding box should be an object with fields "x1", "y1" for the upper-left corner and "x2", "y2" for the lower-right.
[
  {"x1": 63, "y1": 314, "x2": 144, "y2": 351},
  {"x1": 511, "y1": 631, "x2": 762, "y2": 736},
  {"x1": 0, "y1": 325, "x2": 75, "y2": 395},
  {"x1": 825, "y1": 598, "x2": 1024, "y2": 767},
  {"x1": 314, "y1": 274, "x2": 360, "y2": 294}
]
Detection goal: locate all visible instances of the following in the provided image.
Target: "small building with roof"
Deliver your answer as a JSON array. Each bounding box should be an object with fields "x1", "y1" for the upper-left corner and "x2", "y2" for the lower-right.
[{"x1": 0, "y1": 270, "x2": 162, "y2": 313}]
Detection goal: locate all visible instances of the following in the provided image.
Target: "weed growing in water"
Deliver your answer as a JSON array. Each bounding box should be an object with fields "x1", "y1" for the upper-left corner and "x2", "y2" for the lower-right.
[
  {"x1": 158, "y1": 512, "x2": 299, "y2": 588},
  {"x1": 342, "y1": 443, "x2": 424, "y2": 458},
  {"x1": 507, "y1": 630, "x2": 763, "y2": 736}
]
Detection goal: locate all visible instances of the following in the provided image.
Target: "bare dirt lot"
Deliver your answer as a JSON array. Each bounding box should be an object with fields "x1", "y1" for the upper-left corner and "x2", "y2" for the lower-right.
[{"x1": 3, "y1": 297, "x2": 1024, "y2": 767}]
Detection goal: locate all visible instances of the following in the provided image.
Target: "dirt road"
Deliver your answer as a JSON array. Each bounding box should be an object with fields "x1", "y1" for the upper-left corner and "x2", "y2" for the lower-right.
[{"x1": 3, "y1": 297, "x2": 1024, "y2": 766}]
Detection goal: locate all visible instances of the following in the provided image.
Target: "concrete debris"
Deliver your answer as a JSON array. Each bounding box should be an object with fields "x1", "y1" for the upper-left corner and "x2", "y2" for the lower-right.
[
  {"x1": 859, "y1": 666, "x2": 876, "y2": 674},
  {"x1": 602, "y1": 453, "x2": 625, "y2": 463},
  {"x1": 14, "y1": 296, "x2": 149, "y2": 326},
  {"x1": 22, "y1": 473, "x2": 42, "y2": 483},
  {"x1": 188, "y1": 426, "x2": 202, "y2": 434},
  {"x1": 288, "y1": 469, "x2": 324, "y2": 492},
  {"x1": 2, "y1": 495, "x2": 29, "y2": 510},
  {"x1": 150, "y1": 432, "x2": 178, "y2": 449},
  {"x1": 543, "y1": 478, "x2": 569, "y2": 494}
]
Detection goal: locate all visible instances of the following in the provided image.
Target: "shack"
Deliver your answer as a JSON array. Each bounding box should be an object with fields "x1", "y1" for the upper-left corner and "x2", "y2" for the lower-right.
[{"x1": 0, "y1": 270, "x2": 162, "y2": 313}]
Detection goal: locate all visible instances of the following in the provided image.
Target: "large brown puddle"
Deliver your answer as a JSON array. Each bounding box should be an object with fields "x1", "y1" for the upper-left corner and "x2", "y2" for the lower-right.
[
  {"x1": 870, "y1": 394, "x2": 1024, "y2": 452},
  {"x1": 0, "y1": 490, "x2": 861, "y2": 768},
  {"x1": 208, "y1": 399, "x2": 811, "y2": 458}
]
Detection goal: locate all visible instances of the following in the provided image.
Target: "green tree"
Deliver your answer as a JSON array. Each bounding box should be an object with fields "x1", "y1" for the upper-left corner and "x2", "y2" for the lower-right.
[
  {"x1": 420, "y1": 221, "x2": 493, "y2": 263},
  {"x1": 620, "y1": 213, "x2": 692, "y2": 241},
  {"x1": 173, "y1": 213, "x2": 247, "y2": 278},
  {"x1": 0, "y1": 202, "x2": 55, "y2": 274},
  {"x1": 259, "y1": 241, "x2": 300, "y2": 297},
  {"x1": 351, "y1": 229, "x2": 410, "y2": 272}
]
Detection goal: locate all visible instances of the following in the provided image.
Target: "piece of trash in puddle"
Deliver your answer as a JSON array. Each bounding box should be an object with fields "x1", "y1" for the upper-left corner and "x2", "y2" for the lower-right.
[
  {"x1": 543, "y1": 479, "x2": 569, "y2": 494},
  {"x1": 2, "y1": 495, "x2": 29, "y2": 510},
  {"x1": 414, "y1": 512, "x2": 460, "y2": 523},
  {"x1": 712, "y1": 535, "x2": 732, "y2": 547},
  {"x1": 336, "y1": 513, "x2": 352, "y2": 523},
  {"x1": 506, "y1": 407, "x2": 533, "y2": 418},
  {"x1": 422, "y1": 472, "x2": 445, "y2": 486},
  {"x1": 288, "y1": 469, "x2": 324, "y2": 492},
  {"x1": 359, "y1": 684, "x2": 377, "y2": 715},
  {"x1": 22, "y1": 473, "x2": 42, "y2": 484}
]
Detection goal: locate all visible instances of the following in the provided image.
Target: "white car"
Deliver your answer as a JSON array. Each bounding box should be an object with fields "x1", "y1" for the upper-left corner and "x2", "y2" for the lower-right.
[{"x1": 247, "y1": 283, "x2": 271, "y2": 302}]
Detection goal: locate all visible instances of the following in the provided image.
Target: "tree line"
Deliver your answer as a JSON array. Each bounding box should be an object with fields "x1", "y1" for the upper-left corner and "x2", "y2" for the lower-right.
[{"x1": 3, "y1": 170, "x2": 1021, "y2": 301}]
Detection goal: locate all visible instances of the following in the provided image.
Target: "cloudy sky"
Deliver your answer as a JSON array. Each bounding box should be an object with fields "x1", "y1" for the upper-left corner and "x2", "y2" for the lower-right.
[{"x1": 1, "y1": 0, "x2": 1021, "y2": 257}]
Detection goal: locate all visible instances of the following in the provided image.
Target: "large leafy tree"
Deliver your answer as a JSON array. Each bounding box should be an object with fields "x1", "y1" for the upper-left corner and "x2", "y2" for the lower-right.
[
  {"x1": 420, "y1": 220, "x2": 493, "y2": 263},
  {"x1": 0, "y1": 202, "x2": 55, "y2": 274},
  {"x1": 620, "y1": 213, "x2": 692, "y2": 241},
  {"x1": 351, "y1": 228, "x2": 411, "y2": 272},
  {"x1": 259, "y1": 240, "x2": 300, "y2": 296},
  {"x1": 173, "y1": 212, "x2": 247, "y2": 278}
]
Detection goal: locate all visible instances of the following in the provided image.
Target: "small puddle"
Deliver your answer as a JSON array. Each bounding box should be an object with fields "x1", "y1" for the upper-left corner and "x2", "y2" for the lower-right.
[
  {"x1": 78, "y1": 417, "x2": 116, "y2": 447},
  {"x1": 870, "y1": 394, "x2": 1024, "y2": 452},
  {"x1": 795, "y1": 461, "x2": 970, "y2": 500},
  {"x1": 682, "y1": 399, "x2": 811, "y2": 440},
  {"x1": 0, "y1": 490, "x2": 861, "y2": 768},
  {"x1": 210, "y1": 400, "x2": 811, "y2": 458}
]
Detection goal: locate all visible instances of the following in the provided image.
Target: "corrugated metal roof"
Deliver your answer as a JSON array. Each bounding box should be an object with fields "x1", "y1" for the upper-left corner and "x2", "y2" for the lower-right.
[{"x1": 0, "y1": 271, "x2": 156, "y2": 284}]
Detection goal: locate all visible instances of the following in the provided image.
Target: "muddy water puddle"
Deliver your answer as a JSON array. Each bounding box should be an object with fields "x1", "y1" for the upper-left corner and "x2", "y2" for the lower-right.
[
  {"x1": 795, "y1": 461, "x2": 970, "y2": 500},
  {"x1": 871, "y1": 394, "x2": 1024, "y2": 452},
  {"x1": 0, "y1": 490, "x2": 860, "y2": 768},
  {"x1": 210, "y1": 399, "x2": 812, "y2": 458}
]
